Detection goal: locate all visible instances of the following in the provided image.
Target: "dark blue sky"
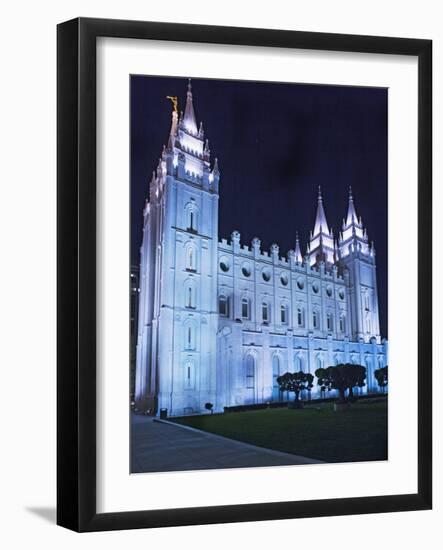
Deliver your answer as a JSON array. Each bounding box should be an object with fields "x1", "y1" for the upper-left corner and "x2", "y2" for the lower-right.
[{"x1": 131, "y1": 76, "x2": 388, "y2": 337}]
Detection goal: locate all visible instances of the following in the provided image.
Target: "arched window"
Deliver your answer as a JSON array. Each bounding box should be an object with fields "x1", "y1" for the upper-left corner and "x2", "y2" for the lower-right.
[
  {"x1": 242, "y1": 298, "x2": 249, "y2": 320},
  {"x1": 365, "y1": 293, "x2": 370, "y2": 311},
  {"x1": 184, "y1": 323, "x2": 196, "y2": 350},
  {"x1": 184, "y1": 361, "x2": 193, "y2": 389},
  {"x1": 281, "y1": 304, "x2": 288, "y2": 324},
  {"x1": 262, "y1": 301, "x2": 269, "y2": 323},
  {"x1": 272, "y1": 355, "x2": 280, "y2": 387},
  {"x1": 245, "y1": 355, "x2": 255, "y2": 388},
  {"x1": 186, "y1": 247, "x2": 196, "y2": 271},
  {"x1": 339, "y1": 313, "x2": 346, "y2": 332},
  {"x1": 316, "y1": 356, "x2": 322, "y2": 370},
  {"x1": 185, "y1": 285, "x2": 195, "y2": 309},
  {"x1": 313, "y1": 309, "x2": 318, "y2": 329},
  {"x1": 219, "y1": 295, "x2": 228, "y2": 316},
  {"x1": 295, "y1": 355, "x2": 303, "y2": 372},
  {"x1": 326, "y1": 312, "x2": 333, "y2": 331},
  {"x1": 186, "y1": 203, "x2": 198, "y2": 233},
  {"x1": 366, "y1": 314, "x2": 371, "y2": 333},
  {"x1": 297, "y1": 307, "x2": 304, "y2": 327}
]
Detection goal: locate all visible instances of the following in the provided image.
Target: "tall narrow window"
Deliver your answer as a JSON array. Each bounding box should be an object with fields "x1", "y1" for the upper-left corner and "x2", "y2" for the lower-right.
[
  {"x1": 219, "y1": 295, "x2": 228, "y2": 316},
  {"x1": 327, "y1": 312, "x2": 333, "y2": 331},
  {"x1": 187, "y1": 248, "x2": 195, "y2": 270},
  {"x1": 185, "y1": 361, "x2": 193, "y2": 389},
  {"x1": 366, "y1": 314, "x2": 371, "y2": 333},
  {"x1": 272, "y1": 355, "x2": 280, "y2": 388},
  {"x1": 295, "y1": 355, "x2": 303, "y2": 372},
  {"x1": 340, "y1": 314, "x2": 345, "y2": 332},
  {"x1": 186, "y1": 286, "x2": 194, "y2": 309},
  {"x1": 313, "y1": 309, "x2": 318, "y2": 329},
  {"x1": 246, "y1": 355, "x2": 255, "y2": 388},
  {"x1": 281, "y1": 304, "x2": 287, "y2": 324},
  {"x1": 365, "y1": 293, "x2": 370, "y2": 311},
  {"x1": 262, "y1": 302, "x2": 269, "y2": 323},
  {"x1": 242, "y1": 298, "x2": 249, "y2": 319},
  {"x1": 297, "y1": 307, "x2": 304, "y2": 327},
  {"x1": 184, "y1": 324, "x2": 196, "y2": 350},
  {"x1": 186, "y1": 206, "x2": 198, "y2": 232}
]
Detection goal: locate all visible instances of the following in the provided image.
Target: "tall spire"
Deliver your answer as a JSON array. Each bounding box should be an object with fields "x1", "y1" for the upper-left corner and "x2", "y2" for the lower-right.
[
  {"x1": 308, "y1": 186, "x2": 335, "y2": 267},
  {"x1": 338, "y1": 187, "x2": 369, "y2": 258},
  {"x1": 213, "y1": 157, "x2": 219, "y2": 175},
  {"x1": 313, "y1": 186, "x2": 330, "y2": 236},
  {"x1": 345, "y1": 186, "x2": 358, "y2": 226},
  {"x1": 183, "y1": 79, "x2": 198, "y2": 135}
]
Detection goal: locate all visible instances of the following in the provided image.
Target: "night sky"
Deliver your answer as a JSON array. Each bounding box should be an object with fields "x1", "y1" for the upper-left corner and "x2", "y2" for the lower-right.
[{"x1": 131, "y1": 76, "x2": 388, "y2": 338}]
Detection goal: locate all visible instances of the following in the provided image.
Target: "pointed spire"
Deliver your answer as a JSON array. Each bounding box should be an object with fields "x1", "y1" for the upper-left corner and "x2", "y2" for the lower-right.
[
  {"x1": 183, "y1": 78, "x2": 198, "y2": 134},
  {"x1": 345, "y1": 185, "x2": 358, "y2": 226},
  {"x1": 313, "y1": 186, "x2": 330, "y2": 236},
  {"x1": 213, "y1": 157, "x2": 220, "y2": 175},
  {"x1": 294, "y1": 232, "x2": 303, "y2": 263}
]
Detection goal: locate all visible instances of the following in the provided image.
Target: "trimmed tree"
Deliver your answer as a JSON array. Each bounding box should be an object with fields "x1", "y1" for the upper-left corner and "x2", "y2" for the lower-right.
[
  {"x1": 204, "y1": 402, "x2": 214, "y2": 414},
  {"x1": 315, "y1": 367, "x2": 332, "y2": 399},
  {"x1": 277, "y1": 371, "x2": 314, "y2": 408},
  {"x1": 345, "y1": 364, "x2": 366, "y2": 401},
  {"x1": 374, "y1": 365, "x2": 388, "y2": 393},
  {"x1": 315, "y1": 364, "x2": 366, "y2": 403}
]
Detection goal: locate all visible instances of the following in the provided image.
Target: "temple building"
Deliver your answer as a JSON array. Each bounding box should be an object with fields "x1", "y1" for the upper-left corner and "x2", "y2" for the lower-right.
[{"x1": 134, "y1": 80, "x2": 388, "y2": 416}]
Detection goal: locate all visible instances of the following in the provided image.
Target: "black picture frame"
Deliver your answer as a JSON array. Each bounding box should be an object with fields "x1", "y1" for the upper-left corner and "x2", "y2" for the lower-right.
[{"x1": 57, "y1": 17, "x2": 432, "y2": 532}]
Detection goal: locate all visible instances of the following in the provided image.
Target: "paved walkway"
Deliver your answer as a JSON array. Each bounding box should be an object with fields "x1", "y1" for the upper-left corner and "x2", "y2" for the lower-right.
[{"x1": 131, "y1": 414, "x2": 322, "y2": 473}]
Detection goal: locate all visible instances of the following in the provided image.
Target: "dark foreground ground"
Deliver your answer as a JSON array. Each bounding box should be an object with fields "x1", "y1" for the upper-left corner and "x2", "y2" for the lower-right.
[
  {"x1": 172, "y1": 398, "x2": 388, "y2": 463},
  {"x1": 131, "y1": 414, "x2": 320, "y2": 473}
]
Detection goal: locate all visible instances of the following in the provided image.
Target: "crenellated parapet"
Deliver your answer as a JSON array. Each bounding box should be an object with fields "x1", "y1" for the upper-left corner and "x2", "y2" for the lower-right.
[{"x1": 217, "y1": 232, "x2": 345, "y2": 281}]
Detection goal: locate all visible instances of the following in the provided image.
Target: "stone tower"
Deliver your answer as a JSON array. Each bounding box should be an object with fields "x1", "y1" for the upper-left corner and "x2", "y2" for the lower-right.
[
  {"x1": 135, "y1": 81, "x2": 220, "y2": 415},
  {"x1": 338, "y1": 187, "x2": 381, "y2": 344}
]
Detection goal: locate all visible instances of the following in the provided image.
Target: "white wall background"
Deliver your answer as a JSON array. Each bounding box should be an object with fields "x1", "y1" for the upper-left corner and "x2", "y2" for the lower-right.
[{"x1": 0, "y1": 0, "x2": 440, "y2": 547}]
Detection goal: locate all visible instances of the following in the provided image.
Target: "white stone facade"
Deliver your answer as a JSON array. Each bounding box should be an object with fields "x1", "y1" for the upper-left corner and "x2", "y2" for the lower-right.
[{"x1": 135, "y1": 82, "x2": 388, "y2": 416}]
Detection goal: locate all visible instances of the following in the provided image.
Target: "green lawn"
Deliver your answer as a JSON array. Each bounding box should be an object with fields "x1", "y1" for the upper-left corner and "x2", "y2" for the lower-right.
[{"x1": 172, "y1": 398, "x2": 387, "y2": 463}]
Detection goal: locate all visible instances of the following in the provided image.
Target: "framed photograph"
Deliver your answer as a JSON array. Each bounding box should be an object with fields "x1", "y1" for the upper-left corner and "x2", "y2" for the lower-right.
[{"x1": 57, "y1": 17, "x2": 432, "y2": 532}]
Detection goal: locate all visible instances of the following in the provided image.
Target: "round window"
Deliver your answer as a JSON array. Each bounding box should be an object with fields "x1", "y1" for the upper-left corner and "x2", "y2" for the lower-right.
[
  {"x1": 326, "y1": 286, "x2": 333, "y2": 297},
  {"x1": 280, "y1": 273, "x2": 288, "y2": 286},
  {"x1": 242, "y1": 264, "x2": 251, "y2": 277},
  {"x1": 297, "y1": 278, "x2": 304, "y2": 290},
  {"x1": 220, "y1": 259, "x2": 230, "y2": 272},
  {"x1": 338, "y1": 289, "x2": 345, "y2": 300},
  {"x1": 262, "y1": 268, "x2": 271, "y2": 282},
  {"x1": 312, "y1": 283, "x2": 319, "y2": 294}
]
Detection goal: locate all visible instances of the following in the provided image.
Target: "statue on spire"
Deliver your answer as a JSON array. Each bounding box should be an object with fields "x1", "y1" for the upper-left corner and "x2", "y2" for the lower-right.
[{"x1": 166, "y1": 95, "x2": 178, "y2": 113}]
